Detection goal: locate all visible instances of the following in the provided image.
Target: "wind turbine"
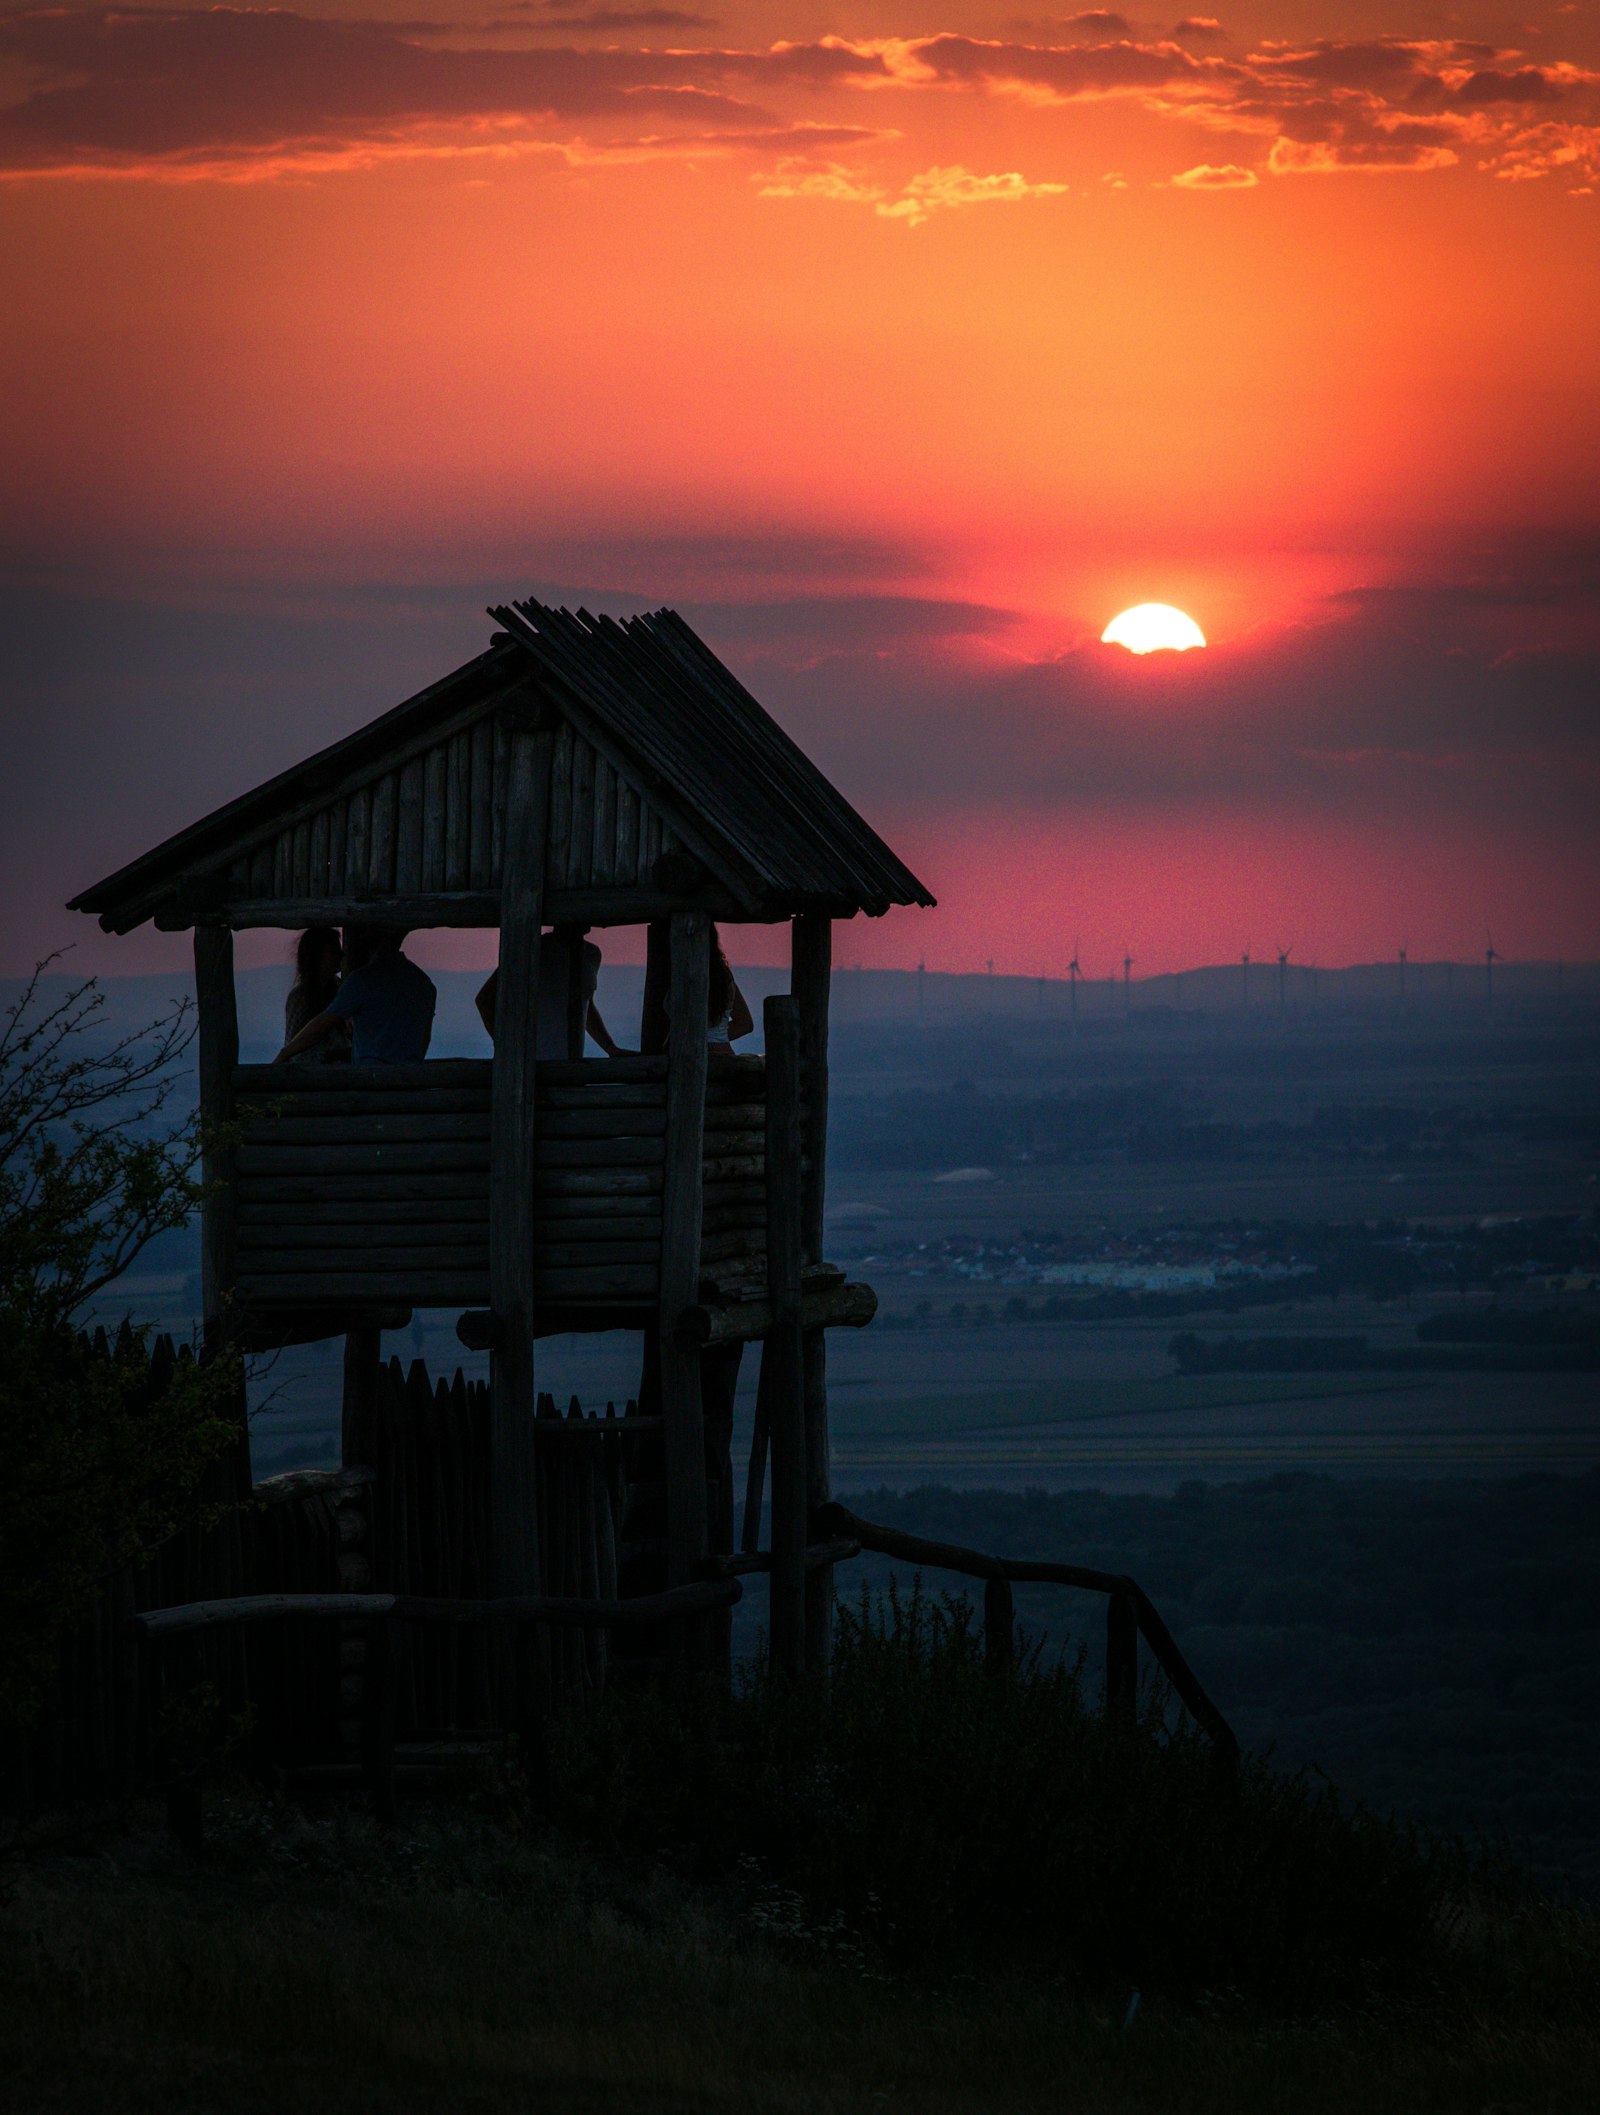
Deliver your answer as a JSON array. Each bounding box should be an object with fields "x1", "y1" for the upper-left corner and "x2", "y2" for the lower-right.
[
  {"x1": 916, "y1": 956, "x2": 926, "y2": 1015},
  {"x1": 1241, "y1": 949, "x2": 1251, "y2": 1009},
  {"x1": 1485, "y1": 933, "x2": 1499, "y2": 1004},
  {"x1": 1398, "y1": 941, "x2": 1408, "y2": 1001},
  {"x1": 1067, "y1": 940, "x2": 1081, "y2": 1033},
  {"x1": 1275, "y1": 945, "x2": 1291, "y2": 1012},
  {"x1": 1122, "y1": 948, "x2": 1135, "y2": 1013}
]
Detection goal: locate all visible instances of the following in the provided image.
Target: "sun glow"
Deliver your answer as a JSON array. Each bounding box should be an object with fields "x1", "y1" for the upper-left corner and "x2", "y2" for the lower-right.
[{"x1": 1101, "y1": 604, "x2": 1207, "y2": 654}]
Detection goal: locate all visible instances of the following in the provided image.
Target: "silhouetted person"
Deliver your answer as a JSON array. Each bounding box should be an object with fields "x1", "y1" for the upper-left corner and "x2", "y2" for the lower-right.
[
  {"x1": 474, "y1": 929, "x2": 623, "y2": 1057},
  {"x1": 685, "y1": 926, "x2": 752, "y2": 1054},
  {"x1": 282, "y1": 925, "x2": 351, "y2": 1066},
  {"x1": 275, "y1": 925, "x2": 435, "y2": 1065}
]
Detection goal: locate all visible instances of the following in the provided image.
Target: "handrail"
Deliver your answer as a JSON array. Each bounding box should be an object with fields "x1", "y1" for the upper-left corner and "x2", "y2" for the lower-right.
[
  {"x1": 816, "y1": 1502, "x2": 1238, "y2": 1761},
  {"x1": 127, "y1": 1576, "x2": 740, "y2": 1640}
]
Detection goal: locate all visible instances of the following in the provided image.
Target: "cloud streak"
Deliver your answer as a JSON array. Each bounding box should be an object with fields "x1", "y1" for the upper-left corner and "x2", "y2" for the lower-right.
[{"x1": 0, "y1": 10, "x2": 1593, "y2": 191}]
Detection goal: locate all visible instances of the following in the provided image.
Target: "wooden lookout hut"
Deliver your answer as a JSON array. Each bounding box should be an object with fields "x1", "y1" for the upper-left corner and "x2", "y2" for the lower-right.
[{"x1": 70, "y1": 600, "x2": 935, "y2": 1677}]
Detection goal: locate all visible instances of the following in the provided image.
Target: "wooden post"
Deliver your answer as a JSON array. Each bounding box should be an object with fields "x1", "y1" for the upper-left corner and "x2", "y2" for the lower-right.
[
  {"x1": 660, "y1": 911, "x2": 710, "y2": 1596},
  {"x1": 194, "y1": 925, "x2": 252, "y2": 1550},
  {"x1": 193, "y1": 927, "x2": 239, "y2": 1340},
  {"x1": 342, "y1": 1326, "x2": 381, "y2": 1468},
  {"x1": 791, "y1": 914, "x2": 833, "y2": 1673},
  {"x1": 1106, "y1": 1588, "x2": 1138, "y2": 1725},
  {"x1": 764, "y1": 994, "x2": 806, "y2": 1678},
  {"x1": 488, "y1": 712, "x2": 553, "y2": 1597},
  {"x1": 560, "y1": 922, "x2": 589, "y2": 1059}
]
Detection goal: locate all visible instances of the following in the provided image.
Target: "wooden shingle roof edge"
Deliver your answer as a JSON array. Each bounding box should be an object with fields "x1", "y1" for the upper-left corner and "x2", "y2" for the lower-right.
[
  {"x1": 68, "y1": 645, "x2": 522, "y2": 934},
  {"x1": 489, "y1": 600, "x2": 934, "y2": 919}
]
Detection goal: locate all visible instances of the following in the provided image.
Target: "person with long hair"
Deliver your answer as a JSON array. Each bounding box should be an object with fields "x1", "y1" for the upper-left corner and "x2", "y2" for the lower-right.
[
  {"x1": 282, "y1": 926, "x2": 350, "y2": 1064},
  {"x1": 706, "y1": 927, "x2": 753, "y2": 1055}
]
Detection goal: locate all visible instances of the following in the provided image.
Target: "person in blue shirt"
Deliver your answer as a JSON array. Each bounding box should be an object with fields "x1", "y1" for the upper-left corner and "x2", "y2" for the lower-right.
[{"x1": 274, "y1": 925, "x2": 436, "y2": 1065}]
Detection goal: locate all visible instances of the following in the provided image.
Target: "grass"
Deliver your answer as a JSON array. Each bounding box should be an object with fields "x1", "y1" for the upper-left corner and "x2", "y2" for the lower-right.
[
  {"x1": 4, "y1": 1591, "x2": 1596, "y2": 2113},
  {"x1": 3, "y1": 1801, "x2": 1597, "y2": 2114}
]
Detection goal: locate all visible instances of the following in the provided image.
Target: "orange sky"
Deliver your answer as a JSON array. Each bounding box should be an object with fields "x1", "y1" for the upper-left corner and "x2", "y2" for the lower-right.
[{"x1": 2, "y1": 4, "x2": 1597, "y2": 975}]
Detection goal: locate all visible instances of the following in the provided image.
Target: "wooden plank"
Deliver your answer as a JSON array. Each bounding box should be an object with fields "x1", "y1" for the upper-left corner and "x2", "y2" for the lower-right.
[
  {"x1": 591, "y1": 755, "x2": 616, "y2": 887},
  {"x1": 533, "y1": 1216, "x2": 662, "y2": 1245},
  {"x1": 394, "y1": 757, "x2": 424, "y2": 894},
  {"x1": 614, "y1": 776, "x2": 640, "y2": 883},
  {"x1": 469, "y1": 717, "x2": 494, "y2": 890},
  {"x1": 238, "y1": 1273, "x2": 487, "y2": 1305},
  {"x1": 345, "y1": 787, "x2": 370, "y2": 897},
  {"x1": 239, "y1": 1223, "x2": 491, "y2": 1254},
  {"x1": 546, "y1": 720, "x2": 573, "y2": 891},
  {"x1": 290, "y1": 819, "x2": 311, "y2": 896},
  {"x1": 235, "y1": 1061, "x2": 491, "y2": 1093},
  {"x1": 241, "y1": 1246, "x2": 491, "y2": 1276},
  {"x1": 238, "y1": 1143, "x2": 491, "y2": 1175},
  {"x1": 568, "y1": 733, "x2": 596, "y2": 886},
  {"x1": 536, "y1": 1107, "x2": 666, "y2": 1141},
  {"x1": 536, "y1": 1262, "x2": 656, "y2": 1300},
  {"x1": 422, "y1": 741, "x2": 447, "y2": 892},
  {"x1": 219, "y1": 891, "x2": 502, "y2": 930},
  {"x1": 488, "y1": 717, "x2": 552, "y2": 1599},
  {"x1": 195, "y1": 927, "x2": 240, "y2": 1334},
  {"x1": 308, "y1": 808, "x2": 331, "y2": 895},
  {"x1": 660, "y1": 910, "x2": 709, "y2": 1593},
  {"x1": 272, "y1": 826, "x2": 293, "y2": 900},
  {"x1": 250, "y1": 842, "x2": 275, "y2": 895},
  {"x1": 700, "y1": 1153, "x2": 765, "y2": 1184},
  {"x1": 679, "y1": 1280, "x2": 876, "y2": 1349},
  {"x1": 532, "y1": 1168, "x2": 661, "y2": 1199},
  {"x1": 535, "y1": 1138, "x2": 663, "y2": 1169},
  {"x1": 367, "y1": 773, "x2": 397, "y2": 895},
  {"x1": 530, "y1": 1193, "x2": 663, "y2": 1223},
  {"x1": 445, "y1": 730, "x2": 471, "y2": 892},
  {"x1": 764, "y1": 993, "x2": 806, "y2": 1679},
  {"x1": 490, "y1": 715, "x2": 510, "y2": 880},
  {"x1": 240, "y1": 1114, "x2": 491, "y2": 1147},
  {"x1": 237, "y1": 1090, "x2": 490, "y2": 1120},
  {"x1": 237, "y1": 1172, "x2": 488, "y2": 1205},
  {"x1": 239, "y1": 1199, "x2": 489, "y2": 1228}
]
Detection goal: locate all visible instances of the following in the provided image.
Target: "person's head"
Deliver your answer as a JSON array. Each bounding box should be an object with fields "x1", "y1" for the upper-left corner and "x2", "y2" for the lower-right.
[
  {"x1": 708, "y1": 923, "x2": 734, "y2": 1024},
  {"x1": 293, "y1": 925, "x2": 342, "y2": 998},
  {"x1": 343, "y1": 924, "x2": 407, "y2": 972}
]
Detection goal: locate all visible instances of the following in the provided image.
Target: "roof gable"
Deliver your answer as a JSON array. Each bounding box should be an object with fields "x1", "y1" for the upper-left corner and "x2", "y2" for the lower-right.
[{"x1": 69, "y1": 602, "x2": 934, "y2": 933}]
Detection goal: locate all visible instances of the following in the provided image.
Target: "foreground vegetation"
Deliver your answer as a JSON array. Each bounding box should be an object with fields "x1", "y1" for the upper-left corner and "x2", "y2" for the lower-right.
[
  {"x1": 7, "y1": 1591, "x2": 1597, "y2": 2112},
  {"x1": 4, "y1": 1792, "x2": 1595, "y2": 2114}
]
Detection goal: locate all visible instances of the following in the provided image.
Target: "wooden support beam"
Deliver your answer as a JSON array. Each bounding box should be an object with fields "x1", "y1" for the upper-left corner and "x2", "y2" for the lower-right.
[
  {"x1": 342, "y1": 1326, "x2": 381, "y2": 1469},
  {"x1": 194, "y1": 927, "x2": 240, "y2": 1338},
  {"x1": 488, "y1": 715, "x2": 554, "y2": 1597},
  {"x1": 764, "y1": 993, "x2": 806, "y2": 1679},
  {"x1": 659, "y1": 910, "x2": 710, "y2": 1594},
  {"x1": 791, "y1": 913, "x2": 834, "y2": 1675},
  {"x1": 678, "y1": 1279, "x2": 876, "y2": 1348}
]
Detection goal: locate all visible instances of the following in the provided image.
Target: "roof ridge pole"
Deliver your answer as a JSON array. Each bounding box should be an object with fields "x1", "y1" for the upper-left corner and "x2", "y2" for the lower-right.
[
  {"x1": 660, "y1": 911, "x2": 710, "y2": 1655},
  {"x1": 489, "y1": 704, "x2": 554, "y2": 1617}
]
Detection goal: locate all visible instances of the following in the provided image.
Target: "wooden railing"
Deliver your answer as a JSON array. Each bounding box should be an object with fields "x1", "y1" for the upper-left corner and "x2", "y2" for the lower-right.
[
  {"x1": 815, "y1": 1502, "x2": 1239, "y2": 1761},
  {"x1": 127, "y1": 1577, "x2": 743, "y2": 1838},
  {"x1": 230, "y1": 1053, "x2": 767, "y2": 1308}
]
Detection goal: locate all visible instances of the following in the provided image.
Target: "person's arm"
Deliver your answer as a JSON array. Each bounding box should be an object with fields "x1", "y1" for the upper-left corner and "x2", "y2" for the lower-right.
[
  {"x1": 275, "y1": 1009, "x2": 340, "y2": 1063},
  {"x1": 586, "y1": 1001, "x2": 628, "y2": 1059},
  {"x1": 474, "y1": 970, "x2": 498, "y2": 1042},
  {"x1": 728, "y1": 980, "x2": 754, "y2": 1042}
]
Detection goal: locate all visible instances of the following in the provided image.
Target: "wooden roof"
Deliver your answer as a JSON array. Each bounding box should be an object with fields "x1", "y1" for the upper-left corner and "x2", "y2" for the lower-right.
[{"x1": 68, "y1": 601, "x2": 934, "y2": 934}]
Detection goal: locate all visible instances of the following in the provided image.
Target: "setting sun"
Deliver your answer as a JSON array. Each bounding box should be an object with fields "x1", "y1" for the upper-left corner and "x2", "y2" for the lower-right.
[{"x1": 1102, "y1": 605, "x2": 1208, "y2": 655}]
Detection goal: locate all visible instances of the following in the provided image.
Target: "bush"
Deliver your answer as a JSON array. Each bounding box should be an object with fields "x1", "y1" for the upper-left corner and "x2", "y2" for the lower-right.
[{"x1": 547, "y1": 1585, "x2": 1478, "y2": 2013}]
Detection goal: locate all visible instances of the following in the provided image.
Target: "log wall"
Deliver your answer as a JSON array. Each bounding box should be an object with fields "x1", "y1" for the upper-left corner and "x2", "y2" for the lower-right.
[{"x1": 232, "y1": 1055, "x2": 768, "y2": 1309}]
